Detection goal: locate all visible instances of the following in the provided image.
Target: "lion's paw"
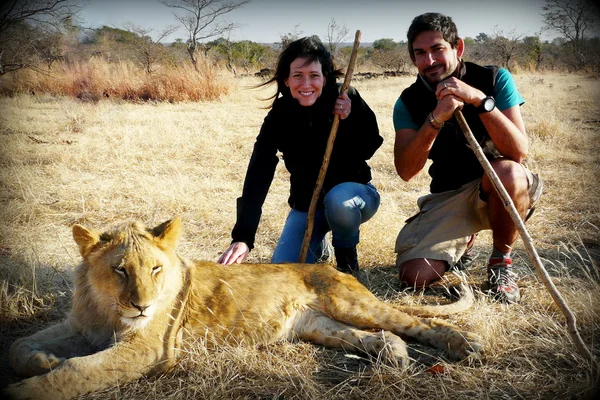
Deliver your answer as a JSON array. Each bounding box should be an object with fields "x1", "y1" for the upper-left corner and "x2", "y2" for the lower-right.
[
  {"x1": 447, "y1": 331, "x2": 484, "y2": 360},
  {"x1": 4, "y1": 377, "x2": 43, "y2": 400},
  {"x1": 28, "y1": 352, "x2": 66, "y2": 375}
]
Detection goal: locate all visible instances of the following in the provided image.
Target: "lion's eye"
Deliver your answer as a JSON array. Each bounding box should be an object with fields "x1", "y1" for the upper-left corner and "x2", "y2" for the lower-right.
[
  {"x1": 113, "y1": 266, "x2": 128, "y2": 278},
  {"x1": 152, "y1": 265, "x2": 162, "y2": 275}
]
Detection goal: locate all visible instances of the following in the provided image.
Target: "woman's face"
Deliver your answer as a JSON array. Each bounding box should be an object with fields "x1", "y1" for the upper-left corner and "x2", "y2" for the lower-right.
[{"x1": 285, "y1": 57, "x2": 325, "y2": 107}]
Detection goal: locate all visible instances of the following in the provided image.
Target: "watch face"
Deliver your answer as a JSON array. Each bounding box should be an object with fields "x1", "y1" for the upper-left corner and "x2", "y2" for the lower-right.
[{"x1": 484, "y1": 97, "x2": 495, "y2": 111}]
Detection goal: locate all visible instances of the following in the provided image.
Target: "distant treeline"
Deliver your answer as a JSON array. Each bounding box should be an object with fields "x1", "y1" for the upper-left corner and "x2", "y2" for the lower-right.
[
  {"x1": 2, "y1": 22, "x2": 600, "y2": 78},
  {"x1": 1, "y1": 21, "x2": 599, "y2": 102}
]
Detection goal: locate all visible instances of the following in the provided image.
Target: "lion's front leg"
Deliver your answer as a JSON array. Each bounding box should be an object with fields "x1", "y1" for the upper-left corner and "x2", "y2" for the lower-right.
[
  {"x1": 9, "y1": 321, "x2": 95, "y2": 378},
  {"x1": 5, "y1": 338, "x2": 169, "y2": 400}
]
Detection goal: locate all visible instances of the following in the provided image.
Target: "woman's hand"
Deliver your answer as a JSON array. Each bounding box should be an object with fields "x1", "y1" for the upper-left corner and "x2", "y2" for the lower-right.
[
  {"x1": 217, "y1": 241, "x2": 250, "y2": 265},
  {"x1": 334, "y1": 92, "x2": 352, "y2": 120}
]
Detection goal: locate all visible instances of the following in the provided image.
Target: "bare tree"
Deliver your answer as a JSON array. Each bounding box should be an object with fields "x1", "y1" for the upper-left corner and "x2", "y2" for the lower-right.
[
  {"x1": 0, "y1": 0, "x2": 78, "y2": 74},
  {"x1": 325, "y1": 18, "x2": 348, "y2": 57},
  {"x1": 123, "y1": 23, "x2": 178, "y2": 74},
  {"x1": 278, "y1": 24, "x2": 302, "y2": 51},
  {"x1": 542, "y1": 0, "x2": 598, "y2": 67},
  {"x1": 209, "y1": 25, "x2": 237, "y2": 75},
  {"x1": 488, "y1": 28, "x2": 523, "y2": 71},
  {"x1": 161, "y1": 0, "x2": 250, "y2": 72}
]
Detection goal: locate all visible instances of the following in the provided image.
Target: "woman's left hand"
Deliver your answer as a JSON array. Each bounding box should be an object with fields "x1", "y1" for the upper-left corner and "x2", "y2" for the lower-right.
[{"x1": 334, "y1": 92, "x2": 352, "y2": 120}]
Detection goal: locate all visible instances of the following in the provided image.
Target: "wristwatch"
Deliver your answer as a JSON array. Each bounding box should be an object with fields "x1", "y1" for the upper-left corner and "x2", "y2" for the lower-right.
[{"x1": 476, "y1": 96, "x2": 496, "y2": 113}]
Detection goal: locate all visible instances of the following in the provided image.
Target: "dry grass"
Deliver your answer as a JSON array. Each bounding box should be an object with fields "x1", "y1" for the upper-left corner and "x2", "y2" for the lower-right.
[
  {"x1": 0, "y1": 72, "x2": 599, "y2": 399},
  {"x1": 0, "y1": 58, "x2": 231, "y2": 102}
]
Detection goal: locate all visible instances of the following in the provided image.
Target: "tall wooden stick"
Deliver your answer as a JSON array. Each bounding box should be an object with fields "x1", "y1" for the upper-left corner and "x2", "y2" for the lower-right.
[
  {"x1": 454, "y1": 110, "x2": 598, "y2": 376},
  {"x1": 298, "y1": 30, "x2": 362, "y2": 263}
]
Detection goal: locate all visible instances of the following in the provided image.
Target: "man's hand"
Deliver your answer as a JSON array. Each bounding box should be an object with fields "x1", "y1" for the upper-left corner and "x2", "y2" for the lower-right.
[{"x1": 433, "y1": 78, "x2": 486, "y2": 122}]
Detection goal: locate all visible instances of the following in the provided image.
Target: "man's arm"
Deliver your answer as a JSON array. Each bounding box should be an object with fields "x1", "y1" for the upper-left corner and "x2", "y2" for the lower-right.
[
  {"x1": 438, "y1": 75, "x2": 528, "y2": 163},
  {"x1": 394, "y1": 124, "x2": 437, "y2": 182},
  {"x1": 479, "y1": 105, "x2": 528, "y2": 162},
  {"x1": 393, "y1": 95, "x2": 464, "y2": 181}
]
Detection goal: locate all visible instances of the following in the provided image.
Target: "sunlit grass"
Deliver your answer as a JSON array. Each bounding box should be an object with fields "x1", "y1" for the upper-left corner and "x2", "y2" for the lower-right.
[{"x1": 0, "y1": 72, "x2": 598, "y2": 399}]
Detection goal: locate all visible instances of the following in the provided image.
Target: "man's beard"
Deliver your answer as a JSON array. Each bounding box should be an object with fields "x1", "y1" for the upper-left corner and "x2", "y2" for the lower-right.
[{"x1": 423, "y1": 61, "x2": 459, "y2": 85}]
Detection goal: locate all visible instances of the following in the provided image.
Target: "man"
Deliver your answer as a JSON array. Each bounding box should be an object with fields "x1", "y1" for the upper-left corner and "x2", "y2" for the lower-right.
[{"x1": 393, "y1": 13, "x2": 543, "y2": 303}]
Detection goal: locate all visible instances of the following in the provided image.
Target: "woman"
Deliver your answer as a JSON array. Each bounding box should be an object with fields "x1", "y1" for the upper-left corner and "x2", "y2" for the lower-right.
[{"x1": 217, "y1": 36, "x2": 383, "y2": 273}]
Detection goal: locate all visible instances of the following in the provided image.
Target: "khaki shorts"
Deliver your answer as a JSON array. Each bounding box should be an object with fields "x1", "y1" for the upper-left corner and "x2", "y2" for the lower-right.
[{"x1": 395, "y1": 166, "x2": 542, "y2": 267}]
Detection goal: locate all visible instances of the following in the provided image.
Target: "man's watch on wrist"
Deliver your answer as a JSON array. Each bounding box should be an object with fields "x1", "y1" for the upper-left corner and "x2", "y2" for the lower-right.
[{"x1": 476, "y1": 96, "x2": 496, "y2": 113}]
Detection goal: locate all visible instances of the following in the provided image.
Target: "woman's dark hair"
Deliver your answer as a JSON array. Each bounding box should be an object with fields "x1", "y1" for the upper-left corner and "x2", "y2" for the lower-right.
[
  {"x1": 260, "y1": 35, "x2": 343, "y2": 107},
  {"x1": 407, "y1": 13, "x2": 459, "y2": 60}
]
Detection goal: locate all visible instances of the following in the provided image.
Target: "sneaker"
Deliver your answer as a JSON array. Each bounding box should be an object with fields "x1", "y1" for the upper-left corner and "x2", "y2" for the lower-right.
[
  {"x1": 487, "y1": 257, "x2": 521, "y2": 303},
  {"x1": 452, "y1": 233, "x2": 478, "y2": 271}
]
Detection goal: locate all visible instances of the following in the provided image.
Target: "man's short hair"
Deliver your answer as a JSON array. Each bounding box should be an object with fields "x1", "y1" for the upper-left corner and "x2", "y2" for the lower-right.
[{"x1": 407, "y1": 13, "x2": 459, "y2": 60}]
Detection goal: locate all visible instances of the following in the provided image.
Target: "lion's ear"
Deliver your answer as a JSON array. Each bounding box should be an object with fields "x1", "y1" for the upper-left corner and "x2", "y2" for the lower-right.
[
  {"x1": 152, "y1": 217, "x2": 182, "y2": 249},
  {"x1": 72, "y1": 225, "x2": 100, "y2": 257}
]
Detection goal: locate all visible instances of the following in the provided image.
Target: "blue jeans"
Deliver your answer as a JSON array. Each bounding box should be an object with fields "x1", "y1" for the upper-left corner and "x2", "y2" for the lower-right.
[{"x1": 271, "y1": 182, "x2": 380, "y2": 263}]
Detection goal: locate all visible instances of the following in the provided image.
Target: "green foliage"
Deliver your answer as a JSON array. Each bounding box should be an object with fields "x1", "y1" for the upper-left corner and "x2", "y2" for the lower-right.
[
  {"x1": 372, "y1": 38, "x2": 398, "y2": 51},
  {"x1": 463, "y1": 37, "x2": 476, "y2": 46},
  {"x1": 475, "y1": 33, "x2": 489, "y2": 43},
  {"x1": 86, "y1": 26, "x2": 139, "y2": 44}
]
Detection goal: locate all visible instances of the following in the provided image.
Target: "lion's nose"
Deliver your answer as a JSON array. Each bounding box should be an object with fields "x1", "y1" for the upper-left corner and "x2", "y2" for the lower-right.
[{"x1": 130, "y1": 301, "x2": 150, "y2": 313}]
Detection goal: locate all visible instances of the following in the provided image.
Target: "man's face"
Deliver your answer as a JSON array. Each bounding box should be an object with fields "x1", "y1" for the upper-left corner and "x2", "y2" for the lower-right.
[{"x1": 411, "y1": 30, "x2": 462, "y2": 85}]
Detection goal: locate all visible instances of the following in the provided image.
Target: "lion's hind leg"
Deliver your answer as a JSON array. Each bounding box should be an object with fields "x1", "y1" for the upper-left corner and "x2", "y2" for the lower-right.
[
  {"x1": 318, "y1": 274, "x2": 484, "y2": 361},
  {"x1": 9, "y1": 321, "x2": 92, "y2": 377},
  {"x1": 292, "y1": 310, "x2": 410, "y2": 367}
]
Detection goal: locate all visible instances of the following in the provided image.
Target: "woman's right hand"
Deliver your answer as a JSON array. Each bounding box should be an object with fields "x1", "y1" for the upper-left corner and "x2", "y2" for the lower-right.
[{"x1": 217, "y1": 241, "x2": 250, "y2": 265}]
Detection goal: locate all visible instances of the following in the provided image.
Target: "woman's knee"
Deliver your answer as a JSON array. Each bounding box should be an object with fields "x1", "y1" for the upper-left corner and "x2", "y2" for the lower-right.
[
  {"x1": 324, "y1": 185, "x2": 361, "y2": 223},
  {"x1": 324, "y1": 182, "x2": 379, "y2": 225}
]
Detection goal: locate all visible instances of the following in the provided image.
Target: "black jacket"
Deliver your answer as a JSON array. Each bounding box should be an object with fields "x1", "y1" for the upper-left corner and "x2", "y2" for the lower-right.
[
  {"x1": 400, "y1": 62, "x2": 499, "y2": 193},
  {"x1": 231, "y1": 84, "x2": 382, "y2": 249}
]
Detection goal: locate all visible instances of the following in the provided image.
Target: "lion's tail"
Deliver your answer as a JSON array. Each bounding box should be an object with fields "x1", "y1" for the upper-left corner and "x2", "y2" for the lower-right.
[{"x1": 393, "y1": 282, "x2": 475, "y2": 317}]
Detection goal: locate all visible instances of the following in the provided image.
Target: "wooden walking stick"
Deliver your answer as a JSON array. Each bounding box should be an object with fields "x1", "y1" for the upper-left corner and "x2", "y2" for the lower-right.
[
  {"x1": 298, "y1": 30, "x2": 362, "y2": 263},
  {"x1": 454, "y1": 109, "x2": 599, "y2": 376}
]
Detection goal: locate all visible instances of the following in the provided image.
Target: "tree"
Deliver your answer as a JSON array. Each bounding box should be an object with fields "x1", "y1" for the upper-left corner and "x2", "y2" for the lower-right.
[
  {"x1": 372, "y1": 38, "x2": 397, "y2": 51},
  {"x1": 542, "y1": 0, "x2": 598, "y2": 67},
  {"x1": 207, "y1": 27, "x2": 237, "y2": 75},
  {"x1": 325, "y1": 18, "x2": 348, "y2": 58},
  {"x1": 488, "y1": 28, "x2": 523, "y2": 71},
  {"x1": 233, "y1": 40, "x2": 266, "y2": 73},
  {"x1": 0, "y1": 0, "x2": 78, "y2": 74},
  {"x1": 523, "y1": 35, "x2": 543, "y2": 70},
  {"x1": 123, "y1": 23, "x2": 178, "y2": 74},
  {"x1": 162, "y1": 0, "x2": 250, "y2": 72},
  {"x1": 370, "y1": 39, "x2": 410, "y2": 73},
  {"x1": 475, "y1": 32, "x2": 489, "y2": 43},
  {"x1": 278, "y1": 24, "x2": 303, "y2": 51}
]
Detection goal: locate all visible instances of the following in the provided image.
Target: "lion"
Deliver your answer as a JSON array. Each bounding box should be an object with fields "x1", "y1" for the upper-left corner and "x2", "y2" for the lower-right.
[{"x1": 5, "y1": 217, "x2": 483, "y2": 400}]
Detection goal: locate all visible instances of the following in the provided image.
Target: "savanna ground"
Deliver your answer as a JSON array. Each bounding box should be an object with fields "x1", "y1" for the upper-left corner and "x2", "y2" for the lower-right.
[{"x1": 0, "y1": 71, "x2": 599, "y2": 399}]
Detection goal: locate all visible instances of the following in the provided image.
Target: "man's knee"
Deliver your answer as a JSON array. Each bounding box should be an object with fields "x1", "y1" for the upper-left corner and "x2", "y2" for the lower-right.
[
  {"x1": 398, "y1": 258, "x2": 447, "y2": 288},
  {"x1": 483, "y1": 160, "x2": 529, "y2": 198}
]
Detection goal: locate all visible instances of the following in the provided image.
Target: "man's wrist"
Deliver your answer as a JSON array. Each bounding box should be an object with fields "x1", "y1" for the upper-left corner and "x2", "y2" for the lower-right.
[
  {"x1": 475, "y1": 96, "x2": 496, "y2": 113},
  {"x1": 427, "y1": 112, "x2": 444, "y2": 130}
]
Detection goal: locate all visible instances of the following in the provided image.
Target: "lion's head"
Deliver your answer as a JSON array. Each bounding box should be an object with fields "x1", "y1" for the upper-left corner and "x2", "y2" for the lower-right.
[{"x1": 71, "y1": 217, "x2": 184, "y2": 334}]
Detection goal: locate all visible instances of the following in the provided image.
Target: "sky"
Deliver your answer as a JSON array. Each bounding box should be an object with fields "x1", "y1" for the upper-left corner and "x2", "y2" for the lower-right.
[{"x1": 79, "y1": 0, "x2": 563, "y2": 44}]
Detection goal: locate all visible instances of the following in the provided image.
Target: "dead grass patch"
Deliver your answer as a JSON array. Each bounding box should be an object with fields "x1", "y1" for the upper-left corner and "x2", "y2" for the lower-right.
[{"x1": 0, "y1": 73, "x2": 598, "y2": 398}]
